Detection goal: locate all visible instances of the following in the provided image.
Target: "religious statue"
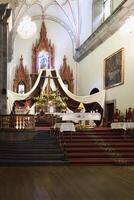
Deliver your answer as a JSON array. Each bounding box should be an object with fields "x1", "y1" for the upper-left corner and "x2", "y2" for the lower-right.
[
  {"x1": 126, "y1": 107, "x2": 133, "y2": 122},
  {"x1": 113, "y1": 108, "x2": 120, "y2": 122}
]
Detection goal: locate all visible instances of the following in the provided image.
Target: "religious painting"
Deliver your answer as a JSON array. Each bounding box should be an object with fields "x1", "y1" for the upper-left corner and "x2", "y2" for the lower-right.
[
  {"x1": 104, "y1": 48, "x2": 124, "y2": 89},
  {"x1": 37, "y1": 50, "x2": 49, "y2": 70}
]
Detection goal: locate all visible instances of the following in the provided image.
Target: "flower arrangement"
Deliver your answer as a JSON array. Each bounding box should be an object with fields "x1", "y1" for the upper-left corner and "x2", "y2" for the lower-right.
[
  {"x1": 33, "y1": 95, "x2": 47, "y2": 110},
  {"x1": 33, "y1": 91, "x2": 68, "y2": 112}
]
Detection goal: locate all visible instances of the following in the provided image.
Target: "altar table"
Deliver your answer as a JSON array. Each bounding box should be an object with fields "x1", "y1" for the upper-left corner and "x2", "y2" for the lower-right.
[
  {"x1": 54, "y1": 122, "x2": 76, "y2": 132},
  {"x1": 111, "y1": 122, "x2": 134, "y2": 131}
]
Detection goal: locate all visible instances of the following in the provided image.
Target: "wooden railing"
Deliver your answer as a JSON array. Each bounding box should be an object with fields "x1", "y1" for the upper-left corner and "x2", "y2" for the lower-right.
[{"x1": 0, "y1": 115, "x2": 35, "y2": 130}]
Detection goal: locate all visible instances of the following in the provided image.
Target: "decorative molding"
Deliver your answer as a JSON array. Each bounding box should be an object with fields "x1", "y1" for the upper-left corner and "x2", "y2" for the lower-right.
[{"x1": 74, "y1": 0, "x2": 133, "y2": 62}]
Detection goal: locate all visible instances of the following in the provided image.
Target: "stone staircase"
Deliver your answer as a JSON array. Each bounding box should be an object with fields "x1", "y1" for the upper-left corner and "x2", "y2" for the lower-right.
[{"x1": 0, "y1": 130, "x2": 67, "y2": 164}]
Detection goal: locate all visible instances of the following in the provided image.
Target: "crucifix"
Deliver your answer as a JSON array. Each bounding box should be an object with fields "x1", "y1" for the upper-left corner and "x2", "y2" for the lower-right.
[{"x1": 41, "y1": 75, "x2": 58, "y2": 96}]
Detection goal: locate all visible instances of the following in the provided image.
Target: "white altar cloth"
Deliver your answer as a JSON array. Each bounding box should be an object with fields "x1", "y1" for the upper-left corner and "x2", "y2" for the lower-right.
[
  {"x1": 54, "y1": 122, "x2": 75, "y2": 132},
  {"x1": 111, "y1": 122, "x2": 134, "y2": 131},
  {"x1": 61, "y1": 112, "x2": 101, "y2": 123}
]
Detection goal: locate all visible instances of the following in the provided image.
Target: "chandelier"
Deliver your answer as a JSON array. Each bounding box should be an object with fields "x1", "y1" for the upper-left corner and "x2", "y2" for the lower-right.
[{"x1": 17, "y1": 16, "x2": 37, "y2": 39}]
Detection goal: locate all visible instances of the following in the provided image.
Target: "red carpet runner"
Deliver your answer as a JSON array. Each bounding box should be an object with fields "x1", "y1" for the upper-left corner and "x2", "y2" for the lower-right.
[{"x1": 59, "y1": 129, "x2": 134, "y2": 165}]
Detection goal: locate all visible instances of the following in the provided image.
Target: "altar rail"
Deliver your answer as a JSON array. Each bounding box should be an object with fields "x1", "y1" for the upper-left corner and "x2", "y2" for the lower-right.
[{"x1": 0, "y1": 115, "x2": 35, "y2": 130}]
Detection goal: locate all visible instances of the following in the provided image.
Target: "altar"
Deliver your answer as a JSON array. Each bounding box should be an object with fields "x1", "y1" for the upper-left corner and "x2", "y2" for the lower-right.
[
  {"x1": 46, "y1": 111, "x2": 101, "y2": 130},
  {"x1": 54, "y1": 122, "x2": 76, "y2": 132},
  {"x1": 61, "y1": 112, "x2": 101, "y2": 123},
  {"x1": 6, "y1": 20, "x2": 105, "y2": 129},
  {"x1": 7, "y1": 68, "x2": 105, "y2": 128},
  {"x1": 111, "y1": 122, "x2": 134, "y2": 131}
]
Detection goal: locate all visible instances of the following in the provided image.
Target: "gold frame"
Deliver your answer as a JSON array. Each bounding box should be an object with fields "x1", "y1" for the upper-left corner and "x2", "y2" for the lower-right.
[{"x1": 104, "y1": 48, "x2": 124, "y2": 89}]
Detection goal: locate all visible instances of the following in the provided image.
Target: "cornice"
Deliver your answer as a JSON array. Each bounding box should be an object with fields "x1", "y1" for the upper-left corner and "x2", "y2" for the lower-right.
[{"x1": 74, "y1": 0, "x2": 134, "y2": 62}]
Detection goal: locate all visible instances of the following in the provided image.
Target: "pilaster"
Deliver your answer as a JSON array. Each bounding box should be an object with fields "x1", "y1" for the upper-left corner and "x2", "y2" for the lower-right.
[
  {"x1": 2, "y1": 8, "x2": 11, "y2": 114},
  {"x1": 0, "y1": 4, "x2": 11, "y2": 114},
  {"x1": 0, "y1": 4, "x2": 6, "y2": 114}
]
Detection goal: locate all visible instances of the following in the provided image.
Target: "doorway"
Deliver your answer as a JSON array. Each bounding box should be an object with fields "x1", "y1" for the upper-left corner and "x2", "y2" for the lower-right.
[{"x1": 105, "y1": 100, "x2": 116, "y2": 126}]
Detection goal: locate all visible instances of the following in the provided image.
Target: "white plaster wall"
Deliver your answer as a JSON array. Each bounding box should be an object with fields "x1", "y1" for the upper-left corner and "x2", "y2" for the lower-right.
[
  {"x1": 78, "y1": 30, "x2": 134, "y2": 114},
  {"x1": 7, "y1": 19, "x2": 77, "y2": 91}
]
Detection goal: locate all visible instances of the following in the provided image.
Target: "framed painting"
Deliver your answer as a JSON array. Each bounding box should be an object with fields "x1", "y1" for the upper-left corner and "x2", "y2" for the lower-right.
[{"x1": 104, "y1": 48, "x2": 124, "y2": 89}]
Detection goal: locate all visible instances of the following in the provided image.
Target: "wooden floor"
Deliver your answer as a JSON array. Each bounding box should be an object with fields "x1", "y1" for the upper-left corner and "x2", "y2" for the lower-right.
[{"x1": 0, "y1": 166, "x2": 134, "y2": 200}]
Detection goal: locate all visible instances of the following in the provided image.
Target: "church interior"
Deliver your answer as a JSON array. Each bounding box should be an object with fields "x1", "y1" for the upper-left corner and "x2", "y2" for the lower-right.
[{"x1": 0, "y1": 0, "x2": 134, "y2": 199}]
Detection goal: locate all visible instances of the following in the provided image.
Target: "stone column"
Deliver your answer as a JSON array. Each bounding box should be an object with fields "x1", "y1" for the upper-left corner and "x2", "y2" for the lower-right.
[
  {"x1": 2, "y1": 8, "x2": 11, "y2": 114},
  {"x1": 0, "y1": 20, "x2": 3, "y2": 114},
  {"x1": 0, "y1": 4, "x2": 11, "y2": 114},
  {"x1": 0, "y1": 4, "x2": 6, "y2": 114}
]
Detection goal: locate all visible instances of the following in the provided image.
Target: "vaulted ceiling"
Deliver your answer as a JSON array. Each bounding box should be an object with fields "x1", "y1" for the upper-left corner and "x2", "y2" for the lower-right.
[{"x1": 0, "y1": 0, "x2": 92, "y2": 48}]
